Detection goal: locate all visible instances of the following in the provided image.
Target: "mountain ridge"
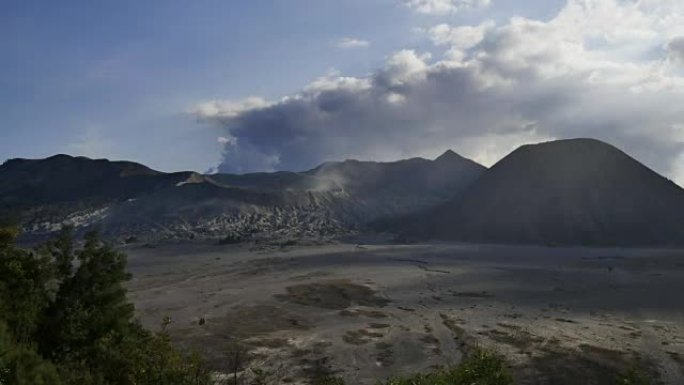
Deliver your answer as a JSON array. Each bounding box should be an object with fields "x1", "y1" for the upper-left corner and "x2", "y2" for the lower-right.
[
  {"x1": 7, "y1": 139, "x2": 684, "y2": 246},
  {"x1": 1, "y1": 150, "x2": 486, "y2": 243}
]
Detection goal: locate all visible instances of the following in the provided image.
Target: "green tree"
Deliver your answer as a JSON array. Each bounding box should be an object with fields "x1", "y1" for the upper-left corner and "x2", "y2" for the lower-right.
[
  {"x1": 40, "y1": 231, "x2": 134, "y2": 376},
  {"x1": 0, "y1": 227, "x2": 55, "y2": 344},
  {"x1": 0, "y1": 226, "x2": 213, "y2": 384},
  {"x1": 35, "y1": 229, "x2": 211, "y2": 385},
  {"x1": 0, "y1": 321, "x2": 62, "y2": 385},
  {"x1": 42, "y1": 225, "x2": 75, "y2": 280}
]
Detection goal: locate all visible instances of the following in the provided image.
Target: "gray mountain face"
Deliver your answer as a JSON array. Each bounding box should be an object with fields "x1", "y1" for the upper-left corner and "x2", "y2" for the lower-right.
[
  {"x1": 0, "y1": 151, "x2": 486, "y2": 243},
  {"x1": 412, "y1": 138, "x2": 684, "y2": 246},
  {"x1": 9, "y1": 139, "x2": 680, "y2": 246}
]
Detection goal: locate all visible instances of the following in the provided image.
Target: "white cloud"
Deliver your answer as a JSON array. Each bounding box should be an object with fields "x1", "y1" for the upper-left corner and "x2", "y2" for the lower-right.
[
  {"x1": 475, "y1": 0, "x2": 684, "y2": 85},
  {"x1": 337, "y1": 38, "x2": 371, "y2": 49},
  {"x1": 379, "y1": 50, "x2": 431, "y2": 86},
  {"x1": 404, "y1": 0, "x2": 491, "y2": 15},
  {"x1": 429, "y1": 20, "x2": 495, "y2": 61},
  {"x1": 385, "y1": 92, "x2": 406, "y2": 105},
  {"x1": 217, "y1": 136, "x2": 236, "y2": 145},
  {"x1": 429, "y1": 21, "x2": 493, "y2": 48},
  {"x1": 304, "y1": 72, "x2": 372, "y2": 94},
  {"x1": 191, "y1": 97, "x2": 272, "y2": 120},
  {"x1": 194, "y1": 0, "x2": 684, "y2": 184}
]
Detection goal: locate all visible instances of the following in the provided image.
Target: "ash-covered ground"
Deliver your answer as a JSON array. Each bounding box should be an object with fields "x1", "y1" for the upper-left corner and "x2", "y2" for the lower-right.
[{"x1": 126, "y1": 241, "x2": 684, "y2": 384}]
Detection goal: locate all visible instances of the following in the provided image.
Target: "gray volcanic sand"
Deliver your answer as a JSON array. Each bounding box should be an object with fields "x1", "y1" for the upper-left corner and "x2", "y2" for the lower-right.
[{"x1": 126, "y1": 242, "x2": 684, "y2": 384}]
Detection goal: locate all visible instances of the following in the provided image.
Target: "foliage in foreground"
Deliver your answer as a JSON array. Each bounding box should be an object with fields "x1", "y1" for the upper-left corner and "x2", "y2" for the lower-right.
[
  {"x1": 0, "y1": 226, "x2": 211, "y2": 385},
  {"x1": 380, "y1": 349, "x2": 513, "y2": 385},
  {"x1": 373, "y1": 351, "x2": 655, "y2": 385},
  {"x1": 617, "y1": 366, "x2": 655, "y2": 385}
]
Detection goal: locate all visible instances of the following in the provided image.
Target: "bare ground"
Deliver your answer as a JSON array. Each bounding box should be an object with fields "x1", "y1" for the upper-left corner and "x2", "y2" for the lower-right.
[{"x1": 125, "y1": 241, "x2": 684, "y2": 384}]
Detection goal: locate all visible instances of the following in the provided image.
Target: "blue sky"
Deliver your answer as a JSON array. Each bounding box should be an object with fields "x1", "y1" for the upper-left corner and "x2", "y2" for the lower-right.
[
  {"x1": 0, "y1": 0, "x2": 565, "y2": 172},
  {"x1": 3, "y1": 0, "x2": 684, "y2": 182}
]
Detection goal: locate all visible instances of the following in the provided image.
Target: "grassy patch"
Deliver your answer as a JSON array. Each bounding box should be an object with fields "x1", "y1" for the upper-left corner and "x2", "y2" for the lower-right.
[
  {"x1": 276, "y1": 280, "x2": 390, "y2": 310},
  {"x1": 375, "y1": 342, "x2": 395, "y2": 367},
  {"x1": 338, "y1": 309, "x2": 388, "y2": 318},
  {"x1": 420, "y1": 334, "x2": 440, "y2": 344},
  {"x1": 667, "y1": 351, "x2": 683, "y2": 364},
  {"x1": 524, "y1": 343, "x2": 661, "y2": 385},
  {"x1": 450, "y1": 290, "x2": 494, "y2": 298},
  {"x1": 382, "y1": 349, "x2": 513, "y2": 385},
  {"x1": 247, "y1": 337, "x2": 290, "y2": 349},
  {"x1": 342, "y1": 329, "x2": 385, "y2": 345},
  {"x1": 300, "y1": 356, "x2": 343, "y2": 385},
  {"x1": 440, "y1": 313, "x2": 467, "y2": 339},
  {"x1": 369, "y1": 323, "x2": 391, "y2": 329},
  {"x1": 203, "y1": 305, "x2": 310, "y2": 338},
  {"x1": 479, "y1": 328, "x2": 543, "y2": 352},
  {"x1": 288, "y1": 271, "x2": 333, "y2": 281}
]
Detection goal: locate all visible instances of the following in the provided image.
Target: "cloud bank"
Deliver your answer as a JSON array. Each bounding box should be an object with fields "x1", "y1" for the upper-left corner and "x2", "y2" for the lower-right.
[
  {"x1": 337, "y1": 38, "x2": 371, "y2": 49},
  {"x1": 404, "y1": 0, "x2": 491, "y2": 15},
  {"x1": 194, "y1": 0, "x2": 684, "y2": 183}
]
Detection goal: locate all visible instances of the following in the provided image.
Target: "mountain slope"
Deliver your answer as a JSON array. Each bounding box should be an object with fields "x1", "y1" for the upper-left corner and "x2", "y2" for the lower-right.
[
  {"x1": 298, "y1": 152, "x2": 486, "y2": 222},
  {"x1": 0, "y1": 151, "x2": 486, "y2": 242},
  {"x1": 0, "y1": 154, "x2": 194, "y2": 207},
  {"x1": 421, "y1": 138, "x2": 684, "y2": 246}
]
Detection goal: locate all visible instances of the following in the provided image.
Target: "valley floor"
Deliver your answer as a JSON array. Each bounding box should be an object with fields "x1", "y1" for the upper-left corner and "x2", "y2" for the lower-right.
[{"x1": 125, "y1": 241, "x2": 684, "y2": 384}]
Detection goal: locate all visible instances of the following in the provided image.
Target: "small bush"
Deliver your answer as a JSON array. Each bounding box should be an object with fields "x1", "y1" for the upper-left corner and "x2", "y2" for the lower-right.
[
  {"x1": 218, "y1": 234, "x2": 243, "y2": 245},
  {"x1": 617, "y1": 365, "x2": 654, "y2": 385},
  {"x1": 382, "y1": 349, "x2": 513, "y2": 385}
]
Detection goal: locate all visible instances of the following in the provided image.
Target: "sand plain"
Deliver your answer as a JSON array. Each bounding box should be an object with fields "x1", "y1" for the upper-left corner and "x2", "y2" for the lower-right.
[{"x1": 125, "y1": 241, "x2": 684, "y2": 384}]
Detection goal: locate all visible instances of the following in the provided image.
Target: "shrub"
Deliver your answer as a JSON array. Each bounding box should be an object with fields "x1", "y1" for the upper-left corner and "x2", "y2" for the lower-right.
[
  {"x1": 382, "y1": 349, "x2": 513, "y2": 385},
  {"x1": 617, "y1": 365, "x2": 654, "y2": 385},
  {"x1": 0, "y1": 322, "x2": 62, "y2": 385}
]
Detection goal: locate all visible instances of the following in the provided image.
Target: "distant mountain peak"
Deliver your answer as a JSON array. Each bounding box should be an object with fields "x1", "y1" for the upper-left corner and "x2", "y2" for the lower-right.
[
  {"x1": 432, "y1": 150, "x2": 487, "y2": 172},
  {"x1": 518, "y1": 138, "x2": 616, "y2": 152},
  {"x1": 1, "y1": 150, "x2": 489, "y2": 243},
  {"x1": 415, "y1": 138, "x2": 684, "y2": 246},
  {"x1": 434, "y1": 149, "x2": 462, "y2": 162},
  {"x1": 46, "y1": 153, "x2": 75, "y2": 160},
  {"x1": 2, "y1": 154, "x2": 74, "y2": 168}
]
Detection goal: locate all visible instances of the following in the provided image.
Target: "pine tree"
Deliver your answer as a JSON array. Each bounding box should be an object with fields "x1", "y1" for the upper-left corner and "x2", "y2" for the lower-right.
[
  {"x1": 0, "y1": 227, "x2": 211, "y2": 385},
  {"x1": 0, "y1": 227, "x2": 54, "y2": 344}
]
